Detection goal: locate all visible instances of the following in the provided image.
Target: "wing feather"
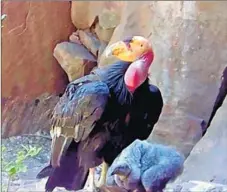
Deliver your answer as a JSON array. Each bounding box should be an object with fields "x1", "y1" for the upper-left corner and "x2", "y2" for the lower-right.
[{"x1": 50, "y1": 77, "x2": 110, "y2": 167}]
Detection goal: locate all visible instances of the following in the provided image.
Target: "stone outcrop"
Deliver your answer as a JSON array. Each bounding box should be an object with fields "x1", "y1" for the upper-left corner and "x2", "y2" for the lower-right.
[
  {"x1": 2, "y1": 1, "x2": 75, "y2": 138},
  {"x1": 53, "y1": 42, "x2": 97, "y2": 82},
  {"x1": 94, "y1": 22, "x2": 114, "y2": 43},
  {"x1": 77, "y1": 30, "x2": 101, "y2": 57},
  {"x1": 71, "y1": 1, "x2": 123, "y2": 30},
  {"x1": 172, "y1": 97, "x2": 227, "y2": 185}
]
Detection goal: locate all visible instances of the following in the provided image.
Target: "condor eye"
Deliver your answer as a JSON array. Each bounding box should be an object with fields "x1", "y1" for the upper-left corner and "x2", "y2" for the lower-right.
[{"x1": 140, "y1": 44, "x2": 143, "y2": 47}]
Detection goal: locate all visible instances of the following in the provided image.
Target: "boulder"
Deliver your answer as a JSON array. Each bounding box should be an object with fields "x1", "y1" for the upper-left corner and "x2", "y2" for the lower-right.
[
  {"x1": 78, "y1": 30, "x2": 101, "y2": 57},
  {"x1": 172, "y1": 97, "x2": 227, "y2": 185},
  {"x1": 69, "y1": 31, "x2": 83, "y2": 45},
  {"x1": 94, "y1": 7, "x2": 121, "y2": 43},
  {"x1": 94, "y1": 22, "x2": 115, "y2": 43},
  {"x1": 71, "y1": 1, "x2": 123, "y2": 30},
  {"x1": 2, "y1": 1, "x2": 75, "y2": 137},
  {"x1": 99, "y1": 9, "x2": 121, "y2": 30},
  {"x1": 53, "y1": 42, "x2": 97, "y2": 82},
  {"x1": 71, "y1": 2, "x2": 93, "y2": 29}
]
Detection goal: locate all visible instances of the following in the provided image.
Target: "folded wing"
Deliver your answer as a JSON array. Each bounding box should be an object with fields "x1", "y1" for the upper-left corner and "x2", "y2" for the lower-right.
[{"x1": 50, "y1": 76, "x2": 110, "y2": 167}]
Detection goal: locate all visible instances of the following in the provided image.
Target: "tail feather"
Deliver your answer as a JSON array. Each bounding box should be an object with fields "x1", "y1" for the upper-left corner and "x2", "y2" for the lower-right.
[
  {"x1": 36, "y1": 165, "x2": 53, "y2": 179},
  {"x1": 37, "y1": 141, "x2": 89, "y2": 192},
  {"x1": 51, "y1": 135, "x2": 73, "y2": 167}
]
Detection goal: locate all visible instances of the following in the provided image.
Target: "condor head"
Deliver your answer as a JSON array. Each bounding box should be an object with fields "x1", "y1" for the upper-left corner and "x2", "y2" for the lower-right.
[{"x1": 106, "y1": 36, "x2": 155, "y2": 92}]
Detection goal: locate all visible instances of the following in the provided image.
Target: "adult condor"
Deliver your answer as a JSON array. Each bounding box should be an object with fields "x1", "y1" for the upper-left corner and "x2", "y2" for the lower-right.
[{"x1": 36, "y1": 36, "x2": 163, "y2": 192}]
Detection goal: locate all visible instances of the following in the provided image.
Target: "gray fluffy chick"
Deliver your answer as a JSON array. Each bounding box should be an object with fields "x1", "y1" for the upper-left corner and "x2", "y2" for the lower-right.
[{"x1": 106, "y1": 139, "x2": 185, "y2": 192}]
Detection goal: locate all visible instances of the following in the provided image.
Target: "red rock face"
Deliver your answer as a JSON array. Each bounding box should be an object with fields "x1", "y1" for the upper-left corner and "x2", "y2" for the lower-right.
[
  {"x1": 2, "y1": 1, "x2": 75, "y2": 98},
  {"x1": 2, "y1": 1, "x2": 75, "y2": 137}
]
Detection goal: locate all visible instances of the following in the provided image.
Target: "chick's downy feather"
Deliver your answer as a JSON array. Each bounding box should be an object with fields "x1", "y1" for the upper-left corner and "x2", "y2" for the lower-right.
[{"x1": 107, "y1": 139, "x2": 185, "y2": 192}]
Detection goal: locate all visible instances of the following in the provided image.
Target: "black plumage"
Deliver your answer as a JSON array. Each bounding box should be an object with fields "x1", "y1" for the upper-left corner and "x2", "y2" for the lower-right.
[
  {"x1": 37, "y1": 61, "x2": 133, "y2": 191},
  {"x1": 37, "y1": 60, "x2": 163, "y2": 191},
  {"x1": 99, "y1": 79, "x2": 163, "y2": 165}
]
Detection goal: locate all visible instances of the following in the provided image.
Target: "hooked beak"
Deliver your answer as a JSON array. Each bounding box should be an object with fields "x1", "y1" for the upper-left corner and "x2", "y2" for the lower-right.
[
  {"x1": 105, "y1": 39, "x2": 136, "y2": 62},
  {"x1": 104, "y1": 36, "x2": 153, "y2": 63}
]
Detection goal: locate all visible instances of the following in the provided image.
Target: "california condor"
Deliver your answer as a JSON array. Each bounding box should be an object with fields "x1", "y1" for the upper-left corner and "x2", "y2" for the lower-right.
[{"x1": 36, "y1": 36, "x2": 163, "y2": 192}]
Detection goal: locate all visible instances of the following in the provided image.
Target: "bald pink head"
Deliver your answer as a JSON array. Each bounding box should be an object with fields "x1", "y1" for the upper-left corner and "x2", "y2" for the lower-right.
[
  {"x1": 105, "y1": 36, "x2": 154, "y2": 92},
  {"x1": 124, "y1": 50, "x2": 154, "y2": 92}
]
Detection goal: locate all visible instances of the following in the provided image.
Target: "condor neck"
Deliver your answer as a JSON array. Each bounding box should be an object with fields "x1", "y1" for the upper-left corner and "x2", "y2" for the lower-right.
[
  {"x1": 124, "y1": 51, "x2": 153, "y2": 94},
  {"x1": 101, "y1": 61, "x2": 133, "y2": 106},
  {"x1": 140, "y1": 51, "x2": 154, "y2": 68}
]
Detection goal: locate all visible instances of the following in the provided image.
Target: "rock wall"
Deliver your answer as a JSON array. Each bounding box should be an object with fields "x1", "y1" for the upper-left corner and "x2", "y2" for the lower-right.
[
  {"x1": 173, "y1": 96, "x2": 227, "y2": 185},
  {"x1": 2, "y1": 2, "x2": 227, "y2": 191},
  {"x1": 69, "y1": 1, "x2": 227, "y2": 156},
  {"x1": 2, "y1": 1, "x2": 227, "y2": 159},
  {"x1": 2, "y1": 1, "x2": 75, "y2": 137},
  {"x1": 146, "y1": 1, "x2": 227, "y2": 156}
]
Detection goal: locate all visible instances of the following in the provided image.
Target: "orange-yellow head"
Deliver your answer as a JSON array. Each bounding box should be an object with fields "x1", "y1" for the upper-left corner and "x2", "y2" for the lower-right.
[{"x1": 106, "y1": 36, "x2": 154, "y2": 92}]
